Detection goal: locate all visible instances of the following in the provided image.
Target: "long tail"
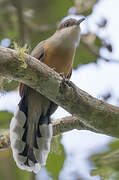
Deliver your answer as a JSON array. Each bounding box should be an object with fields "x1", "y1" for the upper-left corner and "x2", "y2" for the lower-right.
[{"x1": 10, "y1": 86, "x2": 57, "y2": 173}]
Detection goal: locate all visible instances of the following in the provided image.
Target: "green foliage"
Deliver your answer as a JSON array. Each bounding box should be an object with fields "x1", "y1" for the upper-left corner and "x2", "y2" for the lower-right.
[
  {"x1": 90, "y1": 140, "x2": 119, "y2": 180},
  {"x1": 0, "y1": 0, "x2": 103, "y2": 68},
  {"x1": 26, "y1": 0, "x2": 73, "y2": 24},
  {"x1": 74, "y1": 35, "x2": 102, "y2": 68},
  {"x1": 95, "y1": 36, "x2": 102, "y2": 47},
  {"x1": 27, "y1": 0, "x2": 73, "y2": 49},
  {"x1": 0, "y1": 0, "x2": 73, "y2": 49},
  {"x1": 0, "y1": 5, "x2": 18, "y2": 42},
  {"x1": 0, "y1": 149, "x2": 32, "y2": 180},
  {"x1": 91, "y1": 166, "x2": 116, "y2": 180},
  {"x1": 0, "y1": 111, "x2": 13, "y2": 129},
  {"x1": 74, "y1": 42, "x2": 96, "y2": 68},
  {"x1": 0, "y1": 0, "x2": 112, "y2": 179},
  {"x1": 109, "y1": 140, "x2": 119, "y2": 152},
  {"x1": 46, "y1": 135, "x2": 66, "y2": 180}
]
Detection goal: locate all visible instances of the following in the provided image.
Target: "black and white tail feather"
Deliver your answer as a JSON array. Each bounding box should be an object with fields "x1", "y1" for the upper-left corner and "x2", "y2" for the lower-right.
[{"x1": 10, "y1": 87, "x2": 57, "y2": 173}]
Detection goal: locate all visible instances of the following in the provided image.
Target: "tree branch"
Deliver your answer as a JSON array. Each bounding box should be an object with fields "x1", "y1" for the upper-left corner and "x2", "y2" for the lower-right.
[
  {"x1": 52, "y1": 116, "x2": 100, "y2": 136},
  {"x1": 0, "y1": 46, "x2": 119, "y2": 139},
  {"x1": 0, "y1": 115, "x2": 101, "y2": 150}
]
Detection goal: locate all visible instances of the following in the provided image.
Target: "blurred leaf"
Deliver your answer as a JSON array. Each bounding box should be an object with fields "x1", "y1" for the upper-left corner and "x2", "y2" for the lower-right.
[
  {"x1": 28, "y1": 0, "x2": 74, "y2": 49},
  {"x1": 0, "y1": 0, "x2": 99, "y2": 68},
  {"x1": 73, "y1": 33, "x2": 103, "y2": 68},
  {"x1": 0, "y1": 0, "x2": 74, "y2": 47},
  {"x1": 0, "y1": 111, "x2": 13, "y2": 129},
  {"x1": 73, "y1": 41, "x2": 96, "y2": 68},
  {"x1": 0, "y1": 149, "x2": 32, "y2": 180},
  {"x1": 90, "y1": 139, "x2": 119, "y2": 180},
  {"x1": 91, "y1": 166, "x2": 115, "y2": 179},
  {"x1": 0, "y1": 3, "x2": 18, "y2": 41},
  {"x1": 109, "y1": 140, "x2": 119, "y2": 152},
  {"x1": 25, "y1": 0, "x2": 73, "y2": 24},
  {"x1": 95, "y1": 36, "x2": 102, "y2": 48},
  {"x1": 46, "y1": 135, "x2": 66, "y2": 180}
]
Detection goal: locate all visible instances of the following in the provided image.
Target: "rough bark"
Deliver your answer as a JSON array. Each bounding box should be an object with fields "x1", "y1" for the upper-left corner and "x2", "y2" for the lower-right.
[
  {"x1": 0, "y1": 46, "x2": 119, "y2": 139},
  {"x1": 0, "y1": 115, "x2": 101, "y2": 150}
]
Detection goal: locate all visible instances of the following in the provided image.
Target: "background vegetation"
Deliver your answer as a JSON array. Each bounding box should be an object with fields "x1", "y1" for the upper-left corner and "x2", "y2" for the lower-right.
[{"x1": 0, "y1": 0, "x2": 119, "y2": 179}]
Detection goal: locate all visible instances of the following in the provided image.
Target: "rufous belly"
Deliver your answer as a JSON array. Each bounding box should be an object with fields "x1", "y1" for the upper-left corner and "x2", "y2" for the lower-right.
[{"x1": 42, "y1": 42, "x2": 75, "y2": 77}]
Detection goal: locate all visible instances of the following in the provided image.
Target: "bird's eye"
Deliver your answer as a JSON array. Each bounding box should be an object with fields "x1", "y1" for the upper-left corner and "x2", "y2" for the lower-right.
[{"x1": 64, "y1": 22, "x2": 70, "y2": 27}]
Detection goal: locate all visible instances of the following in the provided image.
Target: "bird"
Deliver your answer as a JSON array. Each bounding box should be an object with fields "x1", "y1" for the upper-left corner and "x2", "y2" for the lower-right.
[{"x1": 10, "y1": 17, "x2": 85, "y2": 173}]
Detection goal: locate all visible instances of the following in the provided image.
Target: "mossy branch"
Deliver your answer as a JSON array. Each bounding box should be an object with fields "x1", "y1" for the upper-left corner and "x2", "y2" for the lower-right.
[
  {"x1": 0, "y1": 115, "x2": 101, "y2": 150},
  {"x1": 0, "y1": 46, "x2": 119, "y2": 141}
]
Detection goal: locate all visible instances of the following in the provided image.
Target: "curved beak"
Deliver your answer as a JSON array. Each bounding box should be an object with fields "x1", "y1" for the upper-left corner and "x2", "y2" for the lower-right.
[{"x1": 77, "y1": 18, "x2": 85, "y2": 25}]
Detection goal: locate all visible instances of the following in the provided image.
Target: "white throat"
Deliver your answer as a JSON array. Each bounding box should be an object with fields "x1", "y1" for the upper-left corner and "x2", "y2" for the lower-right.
[{"x1": 49, "y1": 26, "x2": 81, "y2": 49}]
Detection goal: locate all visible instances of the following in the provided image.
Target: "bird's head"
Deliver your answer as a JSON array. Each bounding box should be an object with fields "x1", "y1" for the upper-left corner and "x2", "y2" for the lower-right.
[{"x1": 54, "y1": 18, "x2": 85, "y2": 48}]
